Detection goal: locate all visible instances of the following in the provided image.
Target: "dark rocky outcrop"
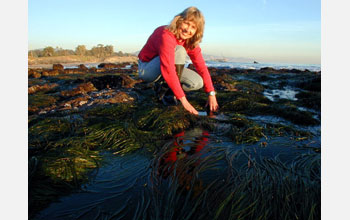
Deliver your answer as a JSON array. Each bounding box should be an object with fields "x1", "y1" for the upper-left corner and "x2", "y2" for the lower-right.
[
  {"x1": 98, "y1": 62, "x2": 130, "y2": 69},
  {"x1": 296, "y1": 75, "x2": 321, "y2": 92},
  {"x1": 61, "y1": 82, "x2": 97, "y2": 97},
  {"x1": 78, "y1": 64, "x2": 89, "y2": 72},
  {"x1": 53, "y1": 64, "x2": 64, "y2": 71},
  {"x1": 90, "y1": 73, "x2": 141, "y2": 90}
]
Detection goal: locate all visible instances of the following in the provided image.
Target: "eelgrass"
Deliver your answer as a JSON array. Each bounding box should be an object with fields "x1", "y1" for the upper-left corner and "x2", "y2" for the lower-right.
[
  {"x1": 28, "y1": 102, "x2": 200, "y2": 217},
  {"x1": 143, "y1": 144, "x2": 320, "y2": 220}
]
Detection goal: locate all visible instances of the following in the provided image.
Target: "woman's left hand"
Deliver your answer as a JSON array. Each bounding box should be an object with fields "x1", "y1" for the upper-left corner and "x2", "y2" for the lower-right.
[{"x1": 206, "y1": 95, "x2": 219, "y2": 112}]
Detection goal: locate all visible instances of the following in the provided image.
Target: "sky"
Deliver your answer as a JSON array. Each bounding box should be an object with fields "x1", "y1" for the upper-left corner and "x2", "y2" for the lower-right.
[{"x1": 28, "y1": 0, "x2": 321, "y2": 64}]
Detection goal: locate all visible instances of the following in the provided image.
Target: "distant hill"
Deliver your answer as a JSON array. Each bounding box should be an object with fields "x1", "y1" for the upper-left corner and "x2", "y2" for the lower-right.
[
  {"x1": 133, "y1": 51, "x2": 254, "y2": 63},
  {"x1": 202, "y1": 54, "x2": 254, "y2": 63}
]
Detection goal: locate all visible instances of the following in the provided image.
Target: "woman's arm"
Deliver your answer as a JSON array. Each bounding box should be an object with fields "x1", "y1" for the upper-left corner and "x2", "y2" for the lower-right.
[
  {"x1": 158, "y1": 30, "x2": 186, "y2": 99},
  {"x1": 187, "y1": 46, "x2": 215, "y2": 93},
  {"x1": 179, "y1": 96, "x2": 199, "y2": 115},
  {"x1": 187, "y1": 46, "x2": 219, "y2": 112}
]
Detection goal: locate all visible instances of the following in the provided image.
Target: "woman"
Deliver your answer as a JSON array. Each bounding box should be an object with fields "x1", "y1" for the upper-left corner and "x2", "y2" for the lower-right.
[{"x1": 138, "y1": 6, "x2": 218, "y2": 115}]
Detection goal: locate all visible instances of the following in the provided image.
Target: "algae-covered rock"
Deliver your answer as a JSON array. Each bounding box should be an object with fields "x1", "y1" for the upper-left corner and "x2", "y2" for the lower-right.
[
  {"x1": 63, "y1": 68, "x2": 85, "y2": 74},
  {"x1": 61, "y1": 82, "x2": 97, "y2": 97},
  {"x1": 90, "y1": 73, "x2": 141, "y2": 90},
  {"x1": 92, "y1": 91, "x2": 134, "y2": 104},
  {"x1": 42, "y1": 69, "x2": 60, "y2": 77},
  {"x1": 28, "y1": 69, "x2": 42, "y2": 78},
  {"x1": 296, "y1": 91, "x2": 321, "y2": 110},
  {"x1": 28, "y1": 83, "x2": 59, "y2": 95},
  {"x1": 53, "y1": 63, "x2": 64, "y2": 71},
  {"x1": 28, "y1": 93, "x2": 58, "y2": 114}
]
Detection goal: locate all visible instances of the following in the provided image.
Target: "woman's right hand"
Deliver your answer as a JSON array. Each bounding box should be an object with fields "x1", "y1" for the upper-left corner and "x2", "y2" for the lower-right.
[{"x1": 179, "y1": 96, "x2": 198, "y2": 115}]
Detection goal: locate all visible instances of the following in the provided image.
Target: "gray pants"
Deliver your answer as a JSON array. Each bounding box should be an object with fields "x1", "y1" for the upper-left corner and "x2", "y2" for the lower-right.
[{"x1": 138, "y1": 45, "x2": 203, "y2": 92}]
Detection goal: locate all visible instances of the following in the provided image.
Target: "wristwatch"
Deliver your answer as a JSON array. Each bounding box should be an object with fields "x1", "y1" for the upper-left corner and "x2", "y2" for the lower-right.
[{"x1": 208, "y1": 91, "x2": 216, "y2": 96}]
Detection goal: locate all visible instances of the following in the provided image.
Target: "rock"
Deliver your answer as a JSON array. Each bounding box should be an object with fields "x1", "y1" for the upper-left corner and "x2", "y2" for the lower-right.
[
  {"x1": 212, "y1": 74, "x2": 238, "y2": 91},
  {"x1": 28, "y1": 83, "x2": 59, "y2": 95},
  {"x1": 42, "y1": 69, "x2": 60, "y2": 76},
  {"x1": 59, "y1": 96, "x2": 90, "y2": 110},
  {"x1": 90, "y1": 89, "x2": 115, "y2": 98},
  {"x1": 90, "y1": 74, "x2": 141, "y2": 90},
  {"x1": 28, "y1": 106, "x2": 39, "y2": 114},
  {"x1": 92, "y1": 91, "x2": 134, "y2": 104},
  {"x1": 289, "y1": 68, "x2": 303, "y2": 74},
  {"x1": 38, "y1": 110, "x2": 47, "y2": 115},
  {"x1": 78, "y1": 64, "x2": 89, "y2": 72},
  {"x1": 259, "y1": 67, "x2": 279, "y2": 74},
  {"x1": 61, "y1": 82, "x2": 97, "y2": 97},
  {"x1": 64, "y1": 68, "x2": 84, "y2": 74},
  {"x1": 120, "y1": 73, "x2": 143, "y2": 88},
  {"x1": 28, "y1": 69, "x2": 42, "y2": 78},
  {"x1": 97, "y1": 63, "x2": 127, "y2": 69},
  {"x1": 296, "y1": 76, "x2": 321, "y2": 92},
  {"x1": 89, "y1": 67, "x2": 97, "y2": 73},
  {"x1": 96, "y1": 68, "x2": 107, "y2": 73},
  {"x1": 53, "y1": 64, "x2": 64, "y2": 71},
  {"x1": 79, "y1": 100, "x2": 88, "y2": 106}
]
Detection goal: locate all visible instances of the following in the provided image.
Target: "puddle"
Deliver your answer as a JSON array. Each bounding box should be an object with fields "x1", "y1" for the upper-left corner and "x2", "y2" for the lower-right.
[
  {"x1": 35, "y1": 152, "x2": 151, "y2": 220},
  {"x1": 197, "y1": 111, "x2": 207, "y2": 116},
  {"x1": 197, "y1": 111, "x2": 230, "y2": 121}
]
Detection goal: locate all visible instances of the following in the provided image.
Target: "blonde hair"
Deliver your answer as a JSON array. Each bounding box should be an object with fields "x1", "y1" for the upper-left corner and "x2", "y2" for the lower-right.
[{"x1": 166, "y1": 6, "x2": 205, "y2": 50}]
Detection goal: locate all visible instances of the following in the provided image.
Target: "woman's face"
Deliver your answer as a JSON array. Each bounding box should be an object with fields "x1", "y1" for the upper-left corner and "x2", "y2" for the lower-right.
[{"x1": 178, "y1": 20, "x2": 197, "y2": 41}]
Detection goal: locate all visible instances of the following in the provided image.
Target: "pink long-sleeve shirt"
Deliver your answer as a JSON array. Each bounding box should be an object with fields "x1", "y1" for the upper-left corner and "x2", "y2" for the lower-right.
[{"x1": 138, "y1": 25, "x2": 215, "y2": 99}]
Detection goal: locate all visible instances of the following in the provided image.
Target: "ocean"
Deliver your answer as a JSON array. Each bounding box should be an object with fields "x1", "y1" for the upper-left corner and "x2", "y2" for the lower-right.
[
  {"x1": 203, "y1": 60, "x2": 321, "y2": 72},
  {"x1": 62, "y1": 60, "x2": 321, "y2": 72}
]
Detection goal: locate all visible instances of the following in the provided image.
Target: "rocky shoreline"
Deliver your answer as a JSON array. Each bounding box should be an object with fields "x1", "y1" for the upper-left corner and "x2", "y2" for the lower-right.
[
  {"x1": 28, "y1": 62, "x2": 320, "y2": 219},
  {"x1": 28, "y1": 62, "x2": 320, "y2": 117}
]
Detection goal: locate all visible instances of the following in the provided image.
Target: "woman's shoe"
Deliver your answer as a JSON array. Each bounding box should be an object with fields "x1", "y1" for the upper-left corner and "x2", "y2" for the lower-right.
[{"x1": 154, "y1": 64, "x2": 184, "y2": 106}]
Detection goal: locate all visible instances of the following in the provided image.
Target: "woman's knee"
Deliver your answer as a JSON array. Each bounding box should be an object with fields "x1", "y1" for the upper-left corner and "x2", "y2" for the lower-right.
[
  {"x1": 138, "y1": 57, "x2": 161, "y2": 82},
  {"x1": 181, "y1": 68, "x2": 204, "y2": 91},
  {"x1": 182, "y1": 81, "x2": 203, "y2": 91},
  {"x1": 191, "y1": 78, "x2": 204, "y2": 90}
]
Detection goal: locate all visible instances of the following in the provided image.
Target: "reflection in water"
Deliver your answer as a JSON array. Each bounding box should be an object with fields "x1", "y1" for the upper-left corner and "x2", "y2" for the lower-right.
[
  {"x1": 35, "y1": 128, "x2": 216, "y2": 220},
  {"x1": 157, "y1": 130, "x2": 209, "y2": 190},
  {"x1": 147, "y1": 128, "x2": 229, "y2": 219}
]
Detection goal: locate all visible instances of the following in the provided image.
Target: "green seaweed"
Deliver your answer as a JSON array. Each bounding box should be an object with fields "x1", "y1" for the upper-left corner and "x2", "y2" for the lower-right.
[
  {"x1": 28, "y1": 92, "x2": 58, "y2": 109},
  {"x1": 28, "y1": 68, "x2": 320, "y2": 219}
]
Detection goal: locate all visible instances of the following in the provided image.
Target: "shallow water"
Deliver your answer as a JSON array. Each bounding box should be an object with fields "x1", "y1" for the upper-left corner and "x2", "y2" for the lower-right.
[
  {"x1": 263, "y1": 88, "x2": 299, "y2": 101},
  {"x1": 204, "y1": 60, "x2": 321, "y2": 72},
  {"x1": 35, "y1": 126, "x2": 319, "y2": 220}
]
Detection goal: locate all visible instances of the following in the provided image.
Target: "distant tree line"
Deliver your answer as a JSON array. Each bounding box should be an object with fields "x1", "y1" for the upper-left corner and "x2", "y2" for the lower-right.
[{"x1": 28, "y1": 44, "x2": 132, "y2": 58}]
